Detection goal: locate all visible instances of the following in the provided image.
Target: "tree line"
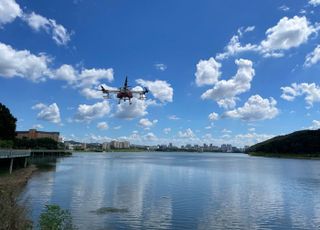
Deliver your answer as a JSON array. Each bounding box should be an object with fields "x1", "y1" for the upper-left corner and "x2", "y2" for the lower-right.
[{"x1": 0, "y1": 103, "x2": 58, "y2": 149}]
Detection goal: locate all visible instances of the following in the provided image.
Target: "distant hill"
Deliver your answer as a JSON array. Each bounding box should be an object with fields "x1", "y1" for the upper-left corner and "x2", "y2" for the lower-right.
[{"x1": 246, "y1": 129, "x2": 320, "y2": 158}]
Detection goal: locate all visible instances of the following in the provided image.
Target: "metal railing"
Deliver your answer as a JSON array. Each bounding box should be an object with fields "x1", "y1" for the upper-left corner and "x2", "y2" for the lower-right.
[{"x1": 0, "y1": 149, "x2": 31, "y2": 159}]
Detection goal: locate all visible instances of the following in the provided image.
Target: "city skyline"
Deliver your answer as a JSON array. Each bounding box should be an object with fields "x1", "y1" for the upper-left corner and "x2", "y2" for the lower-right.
[{"x1": 1, "y1": 0, "x2": 320, "y2": 147}]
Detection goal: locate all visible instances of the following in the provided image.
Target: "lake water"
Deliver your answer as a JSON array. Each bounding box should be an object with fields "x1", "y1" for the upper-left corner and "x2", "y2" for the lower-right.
[{"x1": 21, "y1": 152, "x2": 320, "y2": 229}]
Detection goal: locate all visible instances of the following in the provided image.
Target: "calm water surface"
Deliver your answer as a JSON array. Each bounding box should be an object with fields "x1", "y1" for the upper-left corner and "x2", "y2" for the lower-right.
[{"x1": 21, "y1": 152, "x2": 320, "y2": 229}]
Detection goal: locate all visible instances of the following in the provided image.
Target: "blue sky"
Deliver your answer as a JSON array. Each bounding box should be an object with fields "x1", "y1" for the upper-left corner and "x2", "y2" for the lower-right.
[{"x1": 1, "y1": 0, "x2": 320, "y2": 147}]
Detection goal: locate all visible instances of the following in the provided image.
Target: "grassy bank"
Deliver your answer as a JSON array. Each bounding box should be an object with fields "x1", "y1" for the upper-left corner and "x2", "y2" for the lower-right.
[{"x1": 0, "y1": 165, "x2": 37, "y2": 230}]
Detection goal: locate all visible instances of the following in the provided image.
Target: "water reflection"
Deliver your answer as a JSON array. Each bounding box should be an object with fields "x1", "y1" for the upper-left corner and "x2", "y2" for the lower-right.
[{"x1": 21, "y1": 152, "x2": 320, "y2": 229}]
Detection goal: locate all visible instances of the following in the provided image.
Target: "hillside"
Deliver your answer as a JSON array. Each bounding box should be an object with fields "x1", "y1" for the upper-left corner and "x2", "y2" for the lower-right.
[{"x1": 246, "y1": 129, "x2": 320, "y2": 158}]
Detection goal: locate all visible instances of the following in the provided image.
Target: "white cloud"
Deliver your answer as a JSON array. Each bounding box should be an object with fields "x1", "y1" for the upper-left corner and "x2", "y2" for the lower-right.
[
  {"x1": 309, "y1": 0, "x2": 320, "y2": 6},
  {"x1": 216, "y1": 16, "x2": 317, "y2": 60},
  {"x1": 208, "y1": 112, "x2": 218, "y2": 121},
  {"x1": 260, "y1": 16, "x2": 316, "y2": 57},
  {"x1": 32, "y1": 103, "x2": 61, "y2": 124},
  {"x1": 168, "y1": 115, "x2": 180, "y2": 120},
  {"x1": 248, "y1": 127, "x2": 256, "y2": 132},
  {"x1": 49, "y1": 19, "x2": 71, "y2": 46},
  {"x1": 78, "y1": 68, "x2": 114, "y2": 88},
  {"x1": 74, "y1": 101, "x2": 110, "y2": 122},
  {"x1": 139, "y1": 118, "x2": 158, "y2": 129},
  {"x1": 163, "y1": 128, "x2": 171, "y2": 134},
  {"x1": 216, "y1": 35, "x2": 258, "y2": 60},
  {"x1": 281, "y1": 83, "x2": 320, "y2": 107},
  {"x1": 201, "y1": 59, "x2": 255, "y2": 109},
  {"x1": 224, "y1": 95, "x2": 279, "y2": 121},
  {"x1": 80, "y1": 87, "x2": 103, "y2": 99},
  {"x1": 0, "y1": 42, "x2": 51, "y2": 82},
  {"x1": 22, "y1": 12, "x2": 50, "y2": 31},
  {"x1": 114, "y1": 99, "x2": 155, "y2": 119},
  {"x1": 235, "y1": 133, "x2": 275, "y2": 146},
  {"x1": 309, "y1": 120, "x2": 320, "y2": 129},
  {"x1": 32, "y1": 124, "x2": 43, "y2": 129},
  {"x1": 178, "y1": 128, "x2": 195, "y2": 138},
  {"x1": 154, "y1": 63, "x2": 167, "y2": 71},
  {"x1": 136, "y1": 79, "x2": 173, "y2": 103},
  {"x1": 97, "y1": 121, "x2": 108, "y2": 130},
  {"x1": 222, "y1": 128, "x2": 232, "y2": 133},
  {"x1": 144, "y1": 132, "x2": 158, "y2": 141},
  {"x1": 278, "y1": 5, "x2": 290, "y2": 11},
  {"x1": 195, "y1": 57, "x2": 221, "y2": 86},
  {"x1": 113, "y1": 125, "x2": 121, "y2": 130},
  {"x1": 0, "y1": 0, "x2": 22, "y2": 26},
  {"x1": 304, "y1": 45, "x2": 320, "y2": 67},
  {"x1": 22, "y1": 12, "x2": 71, "y2": 46},
  {"x1": 54, "y1": 64, "x2": 77, "y2": 83}
]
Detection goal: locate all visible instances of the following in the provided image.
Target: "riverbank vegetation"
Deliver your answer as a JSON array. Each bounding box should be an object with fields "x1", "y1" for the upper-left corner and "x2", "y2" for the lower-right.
[{"x1": 246, "y1": 129, "x2": 320, "y2": 158}]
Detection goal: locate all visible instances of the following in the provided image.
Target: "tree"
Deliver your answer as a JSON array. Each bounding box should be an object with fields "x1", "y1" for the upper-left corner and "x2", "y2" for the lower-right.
[{"x1": 0, "y1": 103, "x2": 17, "y2": 140}]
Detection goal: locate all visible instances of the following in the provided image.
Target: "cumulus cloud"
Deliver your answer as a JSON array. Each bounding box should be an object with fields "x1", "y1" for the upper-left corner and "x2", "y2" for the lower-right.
[
  {"x1": 309, "y1": 0, "x2": 320, "y2": 6},
  {"x1": 136, "y1": 79, "x2": 173, "y2": 103},
  {"x1": 201, "y1": 59, "x2": 255, "y2": 109},
  {"x1": 260, "y1": 16, "x2": 316, "y2": 57},
  {"x1": 144, "y1": 132, "x2": 158, "y2": 141},
  {"x1": 97, "y1": 121, "x2": 108, "y2": 130},
  {"x1": 0, "y1": 42, "x2": 51, "y2": 82},
  {"x1": 224, "y1": 95, "x2": 279, "y2": 121},
  {"x1": 22, "y1": 12, "x2": 50, "y2": 32},
  {"x1": 304, "y1": 45, "x2": 320, "y2": 67},
  {"x1": 216, "y1": 35, "x2": 258, "y2": 60},
  {"x1": 216, "y1": 16, "x2": 317, "y2": 60},
  {"x1": 32, "y1": 103, "x2": 61, "y2": 124},
  {"x1": 154, "y1": 63, "x2": 167, "y2": 71},
  {"x1": 178, "y1": 128, "x2": 195, "y2": 138},
  {"x1": 139, "y1": 118, "x2": 158, "y2": 129},
  {"x1": 195, "y1": 57, "x2": 221, "y2": 86},
  {"x1": 0, "y1": 0, "x2": 71, "y2": 45},
  {"x1": 0, "y1": 0, "x2": 22, "y2": 26},
  {"x1": 281, "y1": 82, "x2": 320, "y2": 107},
  {"x1": 78, "y1": 68, "x2": 114, "y2": 88},
  {"x1": 0, "y1": 42, "x2": 114, "y2": 91},
  {"x1": 32, "y1": 124, "x2": 43, "y2": 129},
  {"x1": 235, "y1": 132, "x2": 275, "y2": 146},
  {"x1": 114, "y1": 99, "x2": 156, "y2": 119},
  {"x1": 309, "y1": 120, "x2": 320, "y2": 129},
  {"x1": 23, "y1": 12, "x2": 70, "y2": 46},
  {"x1": 163, "y1": 128, "x2": 171, "y2": 134},
  {"x1": 208, "y1": 112, "x2": 219, "y2": 121},
  {"x1": 74, "y1": 101, "x2": 110, "y2": 122},
  {"x1": 54, "y1": 64, "x2": 77, "y2": 83}
]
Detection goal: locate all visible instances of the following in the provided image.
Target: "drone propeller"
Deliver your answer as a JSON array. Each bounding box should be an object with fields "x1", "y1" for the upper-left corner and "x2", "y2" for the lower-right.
[{"x1": 143, "y1": 87, "x2": 149, "y2": 94}]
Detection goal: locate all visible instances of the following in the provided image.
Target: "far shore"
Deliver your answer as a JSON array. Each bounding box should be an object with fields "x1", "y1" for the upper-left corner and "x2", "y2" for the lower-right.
[{"x1": 248, "y1": 152, "x2": 320, "y2": 160}]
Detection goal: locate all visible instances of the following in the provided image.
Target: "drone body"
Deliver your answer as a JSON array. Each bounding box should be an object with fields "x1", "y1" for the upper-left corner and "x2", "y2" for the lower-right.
[{"x1": 100, "y1": 76, "x2": 148, "y2": 104}]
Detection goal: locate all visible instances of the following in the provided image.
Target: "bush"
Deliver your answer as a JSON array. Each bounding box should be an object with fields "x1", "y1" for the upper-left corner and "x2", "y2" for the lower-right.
[
  {"x1": 39, "y1": 204, "x2": 76, "y2": 230},
  {"x1": 0, "y1": 140, "x2": 13, "y2": 148}
]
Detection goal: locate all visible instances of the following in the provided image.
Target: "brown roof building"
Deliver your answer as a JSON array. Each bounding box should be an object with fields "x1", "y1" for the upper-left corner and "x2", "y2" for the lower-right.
[{"x1": 16, "y1": 129, "x2": 60, "y2": 142}]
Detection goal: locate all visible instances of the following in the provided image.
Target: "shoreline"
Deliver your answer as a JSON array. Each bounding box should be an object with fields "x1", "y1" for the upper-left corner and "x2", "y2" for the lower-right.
[
  {"x1": 0, "y1": 165, "x2": 38, "y2": 229},
  {"x1": 0, "y1": 165, "x2": 38, "y2": 192},
  {"x1": 248, "y1": 152, "x2": 320, "y2": 160}
]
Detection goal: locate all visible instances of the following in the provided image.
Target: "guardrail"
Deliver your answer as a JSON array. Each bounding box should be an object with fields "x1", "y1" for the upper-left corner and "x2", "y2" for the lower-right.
[{"x1": 0, "y1": 149, "x2": 31, "y2": 159}]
